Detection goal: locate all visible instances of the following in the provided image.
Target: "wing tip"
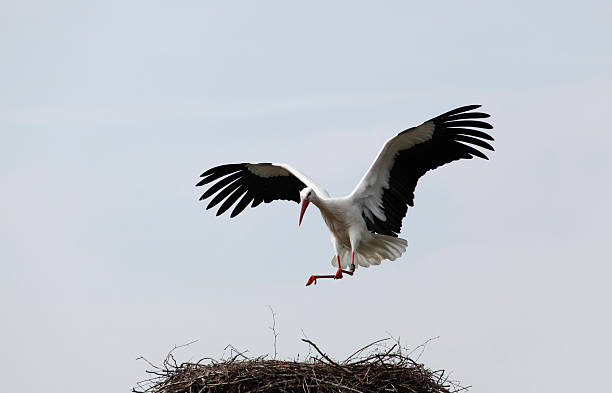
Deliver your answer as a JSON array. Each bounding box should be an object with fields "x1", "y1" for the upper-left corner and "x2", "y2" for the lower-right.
[
  {"x1": 199, "y1": 163, "x2": 247, "y2": 178},
  {"x1": 456, "y1": 104, "x2": 482, "y2": 113},
  {"x1": 438, "y1": 104, "x2": 488, "y2": 119},
  {"x1": 473, "y1": 151, "x2": 489, "y2": 160}
]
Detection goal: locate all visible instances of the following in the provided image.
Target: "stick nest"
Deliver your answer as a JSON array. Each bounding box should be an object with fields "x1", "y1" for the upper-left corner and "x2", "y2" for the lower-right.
[{"x1": 134, "y1": 339, "x2": 468, "y2": 393}]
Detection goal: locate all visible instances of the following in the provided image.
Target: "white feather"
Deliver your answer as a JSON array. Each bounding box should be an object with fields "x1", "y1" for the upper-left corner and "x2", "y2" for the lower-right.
[
  {"x1": 330, "y1": 233, "x2": 408, "y2": 269},
  {"x1": 349, "y1": 121, "x2": 435, "y2": 216}
]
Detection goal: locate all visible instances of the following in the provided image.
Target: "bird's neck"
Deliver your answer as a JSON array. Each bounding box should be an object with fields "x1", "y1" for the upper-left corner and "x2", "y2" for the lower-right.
[{"x1": 310, "y1": 193, "x2": 330, "y2": 211}]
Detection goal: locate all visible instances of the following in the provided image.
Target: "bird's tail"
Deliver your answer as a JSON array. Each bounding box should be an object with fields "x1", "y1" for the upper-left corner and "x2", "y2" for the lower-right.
[{"x1": 331, "y1": 234, "x2": 408, "y2": 269}]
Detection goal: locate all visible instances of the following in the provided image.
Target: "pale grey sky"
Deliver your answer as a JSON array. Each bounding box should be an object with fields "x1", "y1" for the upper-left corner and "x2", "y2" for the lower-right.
[{"x1": 1, "y1": 1, "x2": 611, "y2": 392}]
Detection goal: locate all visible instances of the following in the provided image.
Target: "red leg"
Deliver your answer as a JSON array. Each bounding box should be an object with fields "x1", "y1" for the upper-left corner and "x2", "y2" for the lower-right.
[
  {"x1": 338, "y1": 252, "x2": 355, "y2": 276},
  {"x1": 305, "y1": 254, "x2": 356, "y2": 286},
  {"x1": 334, "y1": 255, "x2": 343, "y2": 279},
  {"x1": 305, "y1": 274, "x2": 335, "y2": 286}
]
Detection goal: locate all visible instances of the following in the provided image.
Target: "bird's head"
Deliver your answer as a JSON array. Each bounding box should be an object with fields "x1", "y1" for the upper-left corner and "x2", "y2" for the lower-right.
[{"x1": 299, "y1": 187, "x2": 315, "y2": 226}]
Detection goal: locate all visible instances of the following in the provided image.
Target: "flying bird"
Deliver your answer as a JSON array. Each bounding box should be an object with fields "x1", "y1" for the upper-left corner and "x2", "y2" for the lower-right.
[{"x1": 196, "y1": 105, "x2": 494, "y2": 286}]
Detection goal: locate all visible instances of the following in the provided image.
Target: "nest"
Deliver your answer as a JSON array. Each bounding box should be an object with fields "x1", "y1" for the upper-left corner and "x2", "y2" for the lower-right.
[{"x1": 134, "y1": 339, "x2": 468, "y2": 393}]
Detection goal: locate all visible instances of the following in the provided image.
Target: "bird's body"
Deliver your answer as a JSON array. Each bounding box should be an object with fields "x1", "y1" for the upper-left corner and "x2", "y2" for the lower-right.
[
  {"x1": 308, "y1": 193, "x2": 408, "y2": 270},
  {"x1": 196, "y1": 105, "x2": 494, "y2": 285}
]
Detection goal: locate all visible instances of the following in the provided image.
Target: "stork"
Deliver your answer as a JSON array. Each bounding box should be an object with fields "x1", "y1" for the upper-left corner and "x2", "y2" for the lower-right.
[{"x1": 196, "y1": 105, "x2": 494, "y2": 286}]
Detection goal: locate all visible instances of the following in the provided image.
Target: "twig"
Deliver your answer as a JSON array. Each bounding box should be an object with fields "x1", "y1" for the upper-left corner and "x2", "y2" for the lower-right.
[
  {"x1": 136, "y1": 356, "x2": 163, "y2": 371},
  {"x1": 311, "y1": 378, "x2": 366, "y2": 393},
  {"x1": 385, "y1": 331, "x2": 404, "y2": 358},
  {"x1": 224, "y1": 344, "x2": 249, "y2": 360},
  {"x1": 301, "y1": 339, "x2": 352, "y2": 373},
  {"x1": 344, "y1": 338, "x2": 390, "y2": 363},
  {"x1": 163, "y1": 340, "x2": 199, "y2": 369},
  {"x1": 268, "y1": 305, "x2": 279, "y2": 360},
  {"x1": 407, "y1": 336, "x2": 440, "y2": 362},
  {"x1": 300, "y1": 329, "x2": 312, "y2": 359}
]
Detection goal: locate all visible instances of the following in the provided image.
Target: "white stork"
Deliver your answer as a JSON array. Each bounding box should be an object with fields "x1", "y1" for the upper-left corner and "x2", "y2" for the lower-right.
[{"x1": 196, "y1": 105, "x2": 494, "y2": 286}]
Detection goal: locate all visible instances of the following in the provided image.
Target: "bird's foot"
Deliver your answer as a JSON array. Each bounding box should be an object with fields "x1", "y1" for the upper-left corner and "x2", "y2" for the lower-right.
[
  {"x1": 338, "y1": 265, "x2": 356, "y2": 277},
  {"x1": 305, "y1": 274, "x2": 335, "y2": 286},
  {"x1": 305, "y1": 267, "x2": 355, "y2": 286}
]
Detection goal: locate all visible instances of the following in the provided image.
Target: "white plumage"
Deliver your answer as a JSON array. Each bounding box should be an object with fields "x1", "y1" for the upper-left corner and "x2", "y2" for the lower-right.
[{"x1": 197, "y1": 105, "x2": 494, "y2": 285}]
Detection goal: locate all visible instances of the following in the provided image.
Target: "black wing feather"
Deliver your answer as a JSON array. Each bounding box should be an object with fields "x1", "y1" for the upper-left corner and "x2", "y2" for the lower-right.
[
  {"x1": 364, "y1": 105, "x2": 495, "y2": 237},
  {"x1": 207, "y1": 179, "x2": 242, "y2": 210},
  {"x1": 447, "y1": 128, "x2": 495, "y2": 141},
  {"x1": 199, "y1": 172, "x2": 243, "y2": 200},
  {"x1": 438, "y1": 104, "x2": 482, "y2": 117},
  {"x1": 217, "y1": 185, "x2": 248, "y2": 216},
  {"x1": 453, "y1": 135, "x2": 495, "y2": 151},
  {"x1": 197, "y1": 163, "x2": 307, "y2": 218},
  {"x1": 445, "y1": 112, "x2": 490, "y2": 120},
  {"x1": 231, "y1": 190, "x2": 255, "y2": 218},
  {"x1": 446, "y1": 120, "x2": 493, "y2": 129},
  {"x1": 197, "y1": 164, "x2": 244, "y2": 185}
]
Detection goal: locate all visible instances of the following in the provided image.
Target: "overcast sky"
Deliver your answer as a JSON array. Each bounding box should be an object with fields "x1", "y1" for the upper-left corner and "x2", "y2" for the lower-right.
[{"x1": 2, "y1": 1, "x2": 611, "y2": 392}]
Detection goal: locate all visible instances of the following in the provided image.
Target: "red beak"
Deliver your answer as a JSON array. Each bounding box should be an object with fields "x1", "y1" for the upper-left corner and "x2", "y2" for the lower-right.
[{"x1": 299, "y1": 199, "x2": 309, "y2": 226}]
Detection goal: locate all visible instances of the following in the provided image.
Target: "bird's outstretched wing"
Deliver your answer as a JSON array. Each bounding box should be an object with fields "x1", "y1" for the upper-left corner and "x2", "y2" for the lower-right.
[
  {"x1": 196, "y1": 163, "x2": 326, "y2": 218},
  {"x1": 350, "y1": 104, "x2": 494, "y2": 237}
]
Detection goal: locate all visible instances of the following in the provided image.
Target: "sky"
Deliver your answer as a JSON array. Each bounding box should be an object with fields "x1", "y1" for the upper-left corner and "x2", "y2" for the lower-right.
[{"x1": 1, "y1": 1, "x2": 611, "y2": 392}]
